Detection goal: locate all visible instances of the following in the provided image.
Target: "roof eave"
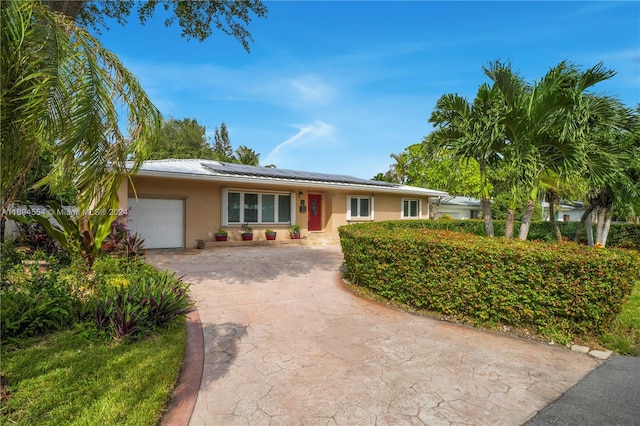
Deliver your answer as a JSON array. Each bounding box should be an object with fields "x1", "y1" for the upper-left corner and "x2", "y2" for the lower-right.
[{"x1": 134, "y1": 170, "x2": 448, "y2": 197}]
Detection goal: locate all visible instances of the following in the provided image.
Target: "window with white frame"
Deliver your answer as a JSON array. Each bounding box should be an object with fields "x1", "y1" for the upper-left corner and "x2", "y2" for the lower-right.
[
  {"x1": 401, "y1": 198, "x2": 421, "y2": 219},
  {"x1": 347, "y1": 196, "x2": 374, "y2": 220},
  {"x1": 223, "y1": 189, "x2": 292, "y2": 225}
]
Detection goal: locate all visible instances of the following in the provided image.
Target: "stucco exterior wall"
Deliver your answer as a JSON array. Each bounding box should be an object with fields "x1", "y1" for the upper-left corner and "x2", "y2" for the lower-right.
[{"x1": 120, "y1": 176, "x2": 435, "y2": 248}]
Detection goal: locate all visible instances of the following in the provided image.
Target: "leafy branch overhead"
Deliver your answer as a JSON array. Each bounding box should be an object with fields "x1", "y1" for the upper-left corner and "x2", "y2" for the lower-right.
[{"x1": 43, "y1": 0, "x2": 268, "y2": 51}]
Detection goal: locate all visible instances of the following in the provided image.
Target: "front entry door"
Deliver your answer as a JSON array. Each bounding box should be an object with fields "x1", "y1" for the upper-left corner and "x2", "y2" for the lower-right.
[{"x1": 308, "y1": 194, "x2": 322, "y2": 231}]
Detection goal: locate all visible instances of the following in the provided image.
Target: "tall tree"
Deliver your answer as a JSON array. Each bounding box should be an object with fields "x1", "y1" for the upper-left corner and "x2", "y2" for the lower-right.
[
  {"x1": 150, "y1": 117, "x2": 215, "y2": 160},
  {"x1": 427, "y1": 83, "x2": 505, "y2": 237},
  {"x1": 485, "y1": 61, "x2": 625, "y2": 241},
  {"x1": 1, "y1": 0, "x2": 161, "y2": 218},
  {"x1": 43, "y1": 0, "x2": 268, "y2": 51},
  {"x1": 213, "y1": 122, "x2": 234, "y2": 162},
  {"x1": 235, "y1": 145, "x2": 260, "y2": 166}
]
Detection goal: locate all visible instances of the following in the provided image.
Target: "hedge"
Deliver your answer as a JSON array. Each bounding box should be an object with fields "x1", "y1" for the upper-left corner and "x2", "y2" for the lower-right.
[
  {"x1": 377, "y1": 219, "x2": 640, "y2": 251},
  {"x1": 339, "y1": 222, "x2": 640, "y2": 339}
]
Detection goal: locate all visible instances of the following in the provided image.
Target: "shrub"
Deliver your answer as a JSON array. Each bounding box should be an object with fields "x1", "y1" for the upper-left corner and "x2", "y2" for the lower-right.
[
  {"x1": 339, "y1": 222, "x2": 640, "y2": 342},
  {"x1": 1, "y1": 267, "x2": 79, "y2": 339},
  {"x1": 380, "y1": 219, "x2": 640, "y2": 250},
  {"x1": 92, "y1": 257, "x2": 193, "y2": 342},
  {"x1": 102, "y1": 214, "x2": 146, "y2": 258}
]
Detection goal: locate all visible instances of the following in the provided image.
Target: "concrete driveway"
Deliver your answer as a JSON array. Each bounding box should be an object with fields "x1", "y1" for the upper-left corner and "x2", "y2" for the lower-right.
[{"x1": 148, "y1": 245, "x2": 600, "y2": 426}]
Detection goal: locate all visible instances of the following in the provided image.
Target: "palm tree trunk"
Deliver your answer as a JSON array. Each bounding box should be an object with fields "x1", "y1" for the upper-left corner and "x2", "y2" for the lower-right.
[
  {"x1": 430, "y1": 197, "x2": 442, "y2": 219},
  {"x1": 574, "y1": 204, "x2": 594, "y2": 243},
  {"x1": 505, "y1": 209, "x2": 515, "y2": 239},
  {"x1": 586, "y1": 211, "x2": 594, "y2": 246},
  {"x1": 596, "y1": 207, "x2": 607, "y2": 244},
  {"x1": 602, "y1": 215, "x2": 612, "y2": 247},
  {"x1": 481, "y1": 197, "x2": 494, "y2": 237},
  {"x1": 547, "y1": 197, "x2": 563, "y2": 242},
  {"x1": 518, "y1": 199, "x2": 535, "y2": 240}
]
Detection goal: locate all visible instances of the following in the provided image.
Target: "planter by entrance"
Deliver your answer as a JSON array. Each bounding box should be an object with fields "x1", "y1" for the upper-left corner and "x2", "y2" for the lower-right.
[
  {"x1": 266, "y1": 232, "x2": 277, "y2": 241},
  {"x1": 215, "y1": 234, "x2": 228, "y2": 242},
  {"x1": 241, "y1": 233, "x2": 254, "y2": 241}
]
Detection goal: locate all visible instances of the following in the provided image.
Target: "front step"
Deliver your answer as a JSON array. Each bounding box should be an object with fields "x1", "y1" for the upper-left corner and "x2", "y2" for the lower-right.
[{"x1": 302, "y1": 232, "x2": 341, "y2": 246}]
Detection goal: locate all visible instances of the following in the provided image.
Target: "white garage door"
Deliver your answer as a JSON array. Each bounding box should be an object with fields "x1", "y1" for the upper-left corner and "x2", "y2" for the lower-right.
[{"x1": 127, "y1": 198, "x2": 185, "y2": 249}]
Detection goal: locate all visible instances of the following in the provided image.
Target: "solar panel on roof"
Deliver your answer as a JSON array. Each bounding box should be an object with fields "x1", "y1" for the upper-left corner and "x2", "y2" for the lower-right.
[{"x1": 200, "y1": 161, "x2": 396, "y2": 187}]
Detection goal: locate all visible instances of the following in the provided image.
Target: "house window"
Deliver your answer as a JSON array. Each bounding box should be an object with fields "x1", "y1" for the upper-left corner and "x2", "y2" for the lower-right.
[
  {"x1": 401, "y1": 199, "x2": 420, "y2": 219},
  {"x1": 223, "y1": 190, "x2": 293, "y2": 225},
  {"x1": 470, "y1": 209, "x2": 480, "y2": 219},
  {"x1": 347, "y1": 196, "x2": 374, "y2": 220}
]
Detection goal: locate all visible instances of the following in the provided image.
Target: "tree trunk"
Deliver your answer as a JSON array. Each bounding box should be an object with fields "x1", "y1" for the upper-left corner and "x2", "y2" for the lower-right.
[
  {"x1": 504, "y1": 209, "x2": 515, "y2": 239},
  {"x1": 602, "y1": 215, "x2": 612, "y2": 247},
  {"x1": 430, "y1": 197, "x2": 442, "y2": 220},
  {"x1": 518, "y1": 199, "x2": 535, "y2": 240},
  {"x1": 586, "y1": 211, "x2": 594, "y2": 246},
  {"x1": 596, "y1": 207, "x2": 607, "y2": 244},
  {"x1": 548, "y1": 199, "x2": 563, "y2": 242},
  {"x1": 481, "y1": 197, "x2": 494, "y2": 237},
  {"x1": 574, "y1": 204, "x2": 594, "y2": 243}
]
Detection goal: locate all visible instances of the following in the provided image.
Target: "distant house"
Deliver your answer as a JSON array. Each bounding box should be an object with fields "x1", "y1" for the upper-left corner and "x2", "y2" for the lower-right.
[
  {"x1": 540, "y1": 201, "x2": 586, "y2": 222},
  {"x1": 117, "y1": 159, "x2": 448, "y2": 249},
  {"x1": 431, "y1": 196, "x2": 481, "y2": 220},
  {"x1": 432, "y1": 197, "x2": 587, "y2": 223}
]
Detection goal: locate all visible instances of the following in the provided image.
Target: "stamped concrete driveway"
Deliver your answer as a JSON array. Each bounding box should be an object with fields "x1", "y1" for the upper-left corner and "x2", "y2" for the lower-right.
[{"x1": 148, "y1": 245, "x2": 600, "y2": 426}]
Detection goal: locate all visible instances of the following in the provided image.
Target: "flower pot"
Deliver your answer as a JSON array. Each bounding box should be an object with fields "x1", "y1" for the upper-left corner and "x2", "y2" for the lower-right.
[
  {"x1": 290, "y1": 232, "x2": 301, "y2": 240},
  {"x1": 241, "y1": 233, "x2": 253, "y2": 241},
  {"x1": 266, "y1": 232, "x2": 277, "y2": 241},
  {"x1": 215, "y1": 234, "x2": 228, "y2": 242}
]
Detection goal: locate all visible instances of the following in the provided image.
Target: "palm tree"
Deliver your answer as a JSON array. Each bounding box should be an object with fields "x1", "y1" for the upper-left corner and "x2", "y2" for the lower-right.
[
  {"x1": 1, "y1": 1, "x2": 161, "y2": 218},
  {"x1": 235, "y1": 145, "x2": 260, "y2": 165},
  {"x1": 427, "y1": 83, "x2": 505, "y2": 237},
  {"x1": 484, "y1": 61, "x2": 621, "y2": 241}
]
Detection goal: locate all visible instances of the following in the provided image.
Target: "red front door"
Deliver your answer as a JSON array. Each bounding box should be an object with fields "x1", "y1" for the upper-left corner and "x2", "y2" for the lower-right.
[{"x1": 308, "y1": 194, "x2": 322, "y2": 231}]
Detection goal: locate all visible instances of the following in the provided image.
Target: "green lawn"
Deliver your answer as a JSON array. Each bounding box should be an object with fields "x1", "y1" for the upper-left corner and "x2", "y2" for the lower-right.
[
  {"x1": 602, "y1": 281, "x2": 640, "y2": 355},
  {"x1": 1, "y1": 321, "x2": 186, "y2": 425}
]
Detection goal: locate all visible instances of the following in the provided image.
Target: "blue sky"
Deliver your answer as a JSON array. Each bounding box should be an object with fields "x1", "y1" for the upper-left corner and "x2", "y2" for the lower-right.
[{"x1": 97, "y1": 1, "x2": 640, "y2": 180}]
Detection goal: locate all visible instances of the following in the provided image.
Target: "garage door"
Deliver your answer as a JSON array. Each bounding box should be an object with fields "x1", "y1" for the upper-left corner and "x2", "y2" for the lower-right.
[{"x1": 127, "y1": 198, "x2": 185, "y2": 249}]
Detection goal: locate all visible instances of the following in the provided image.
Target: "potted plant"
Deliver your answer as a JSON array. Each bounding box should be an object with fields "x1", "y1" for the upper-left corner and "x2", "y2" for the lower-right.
[
  {"x1": 288, "y1": 223, "x2": 302, "y2": 239},
  {"x1": 265, "y1": 229, "x2": 277, "y2": 240},
  {"x1": 214, "y1": 228, "x2": 228, "y2": 242},
  {"x1": 241, "y1": 223, "x2": 253, "y2": 241}
]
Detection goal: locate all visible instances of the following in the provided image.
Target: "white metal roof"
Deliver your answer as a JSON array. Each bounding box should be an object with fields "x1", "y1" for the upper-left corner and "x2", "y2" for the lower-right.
[{"x1": 128, "y1": 159, "x2": 449, "y2": 197}]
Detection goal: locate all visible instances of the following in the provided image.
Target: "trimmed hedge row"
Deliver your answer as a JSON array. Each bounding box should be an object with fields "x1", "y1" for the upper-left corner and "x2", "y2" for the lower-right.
[
  {"x1": 378, "y1": 219, "x2": 640, "y2": 250},
  {"x1": 339, "y1": 222, "x2": 640, "y2": 339}
]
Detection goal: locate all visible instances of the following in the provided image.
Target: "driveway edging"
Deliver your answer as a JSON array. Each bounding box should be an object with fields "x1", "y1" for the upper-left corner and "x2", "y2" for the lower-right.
[{"x1": 161, "y1": 304, "x2": 203, "y2": 426}]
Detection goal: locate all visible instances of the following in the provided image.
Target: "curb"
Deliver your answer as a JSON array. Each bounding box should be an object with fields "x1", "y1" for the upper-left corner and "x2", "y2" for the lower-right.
[{"x1": 161, "y1": 305, "x2": 204, "y2": 426}]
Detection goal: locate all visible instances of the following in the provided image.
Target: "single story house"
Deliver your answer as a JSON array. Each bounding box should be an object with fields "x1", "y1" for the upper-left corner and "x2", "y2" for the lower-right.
[{"x1": 117, "y1": 159, "x2": 448, "y2": 249}]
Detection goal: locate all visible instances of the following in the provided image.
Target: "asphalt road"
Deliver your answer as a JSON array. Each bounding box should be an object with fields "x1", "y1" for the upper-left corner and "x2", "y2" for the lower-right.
[{"x1": 525, "y1": 355, "x2": 640, "y2": 425}]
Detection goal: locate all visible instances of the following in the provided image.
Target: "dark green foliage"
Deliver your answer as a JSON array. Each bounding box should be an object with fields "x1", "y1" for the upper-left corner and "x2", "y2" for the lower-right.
[
  {"x1": 1, "y1": 266, "x2": 79, "y2": 338},
  {"x1": 1, "y1": 243, "x2": 192, "y2": 342},
  {"x1": 94, "y1": 271, "x2": 193, "y2": 342},
  {"x1": 382, "y1": 219, "x2": 640, "y2": 250},
  {"x1": 339, "y1": 222, "x2": 640, "y2": 341}
]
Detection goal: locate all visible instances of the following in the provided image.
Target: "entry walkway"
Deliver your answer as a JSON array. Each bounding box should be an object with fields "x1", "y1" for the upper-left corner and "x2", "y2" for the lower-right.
[{"x1": 149, "y1": 245, "x2": 599, "y2": 425}]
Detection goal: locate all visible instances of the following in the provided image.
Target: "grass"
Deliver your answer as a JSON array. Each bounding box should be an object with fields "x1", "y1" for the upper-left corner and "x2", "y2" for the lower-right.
[
  {"x1": 601, "y1": 281, "x2": 640, "y2": 355},
  {"x1": 0, "y1": 320, "x2": 186, "y2": 425}
]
